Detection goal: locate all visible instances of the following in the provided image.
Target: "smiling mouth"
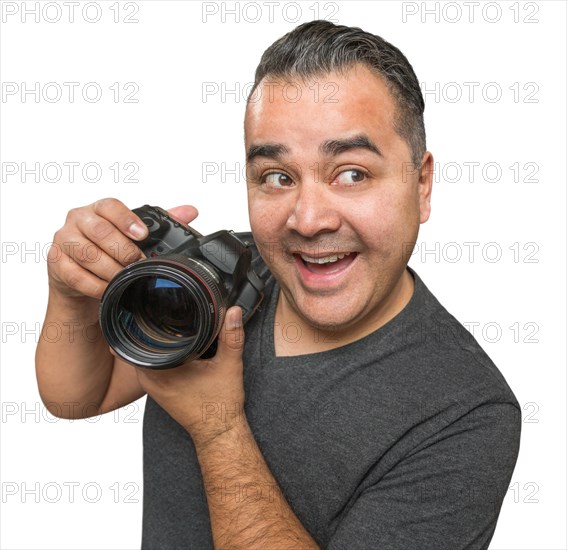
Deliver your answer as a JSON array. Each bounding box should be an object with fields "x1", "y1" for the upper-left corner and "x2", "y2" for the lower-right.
[{"x1": 295, "y1": 252, "x2": 357, "y2": 275}]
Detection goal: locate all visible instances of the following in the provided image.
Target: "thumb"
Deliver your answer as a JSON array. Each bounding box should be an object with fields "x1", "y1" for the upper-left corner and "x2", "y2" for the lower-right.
[{"x1": 215, "y1": 306, "x2": 245, "y2": 361}]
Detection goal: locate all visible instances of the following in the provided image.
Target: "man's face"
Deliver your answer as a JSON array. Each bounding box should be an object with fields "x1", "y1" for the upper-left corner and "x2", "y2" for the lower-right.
[{"x1": 244, "y1": 65, "x2": 432, "y2": 335}]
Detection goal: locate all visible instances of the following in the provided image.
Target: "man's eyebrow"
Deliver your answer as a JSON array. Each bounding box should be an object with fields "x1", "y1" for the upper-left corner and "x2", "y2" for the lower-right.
[
  {"x1": 246, "y1": 143, "x2": 290, "y2": 163},
  {"x1": 320, "y1": 134, "x2": 383, "y2": 157}
]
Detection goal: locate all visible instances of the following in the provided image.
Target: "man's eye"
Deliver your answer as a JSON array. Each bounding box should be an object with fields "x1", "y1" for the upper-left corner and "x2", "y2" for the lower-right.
[
  {"x1": 334, "y1": 169, "x2": 366, "y2": 186},
  {"x1": 262, "y1": 173, "x2": 293, "y2": 187}
]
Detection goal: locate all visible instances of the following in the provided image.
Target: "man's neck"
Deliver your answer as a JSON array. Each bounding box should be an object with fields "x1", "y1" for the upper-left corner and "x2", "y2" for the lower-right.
[{"x1": 273, "y1": 268, "x2": 415, "y2": 357}]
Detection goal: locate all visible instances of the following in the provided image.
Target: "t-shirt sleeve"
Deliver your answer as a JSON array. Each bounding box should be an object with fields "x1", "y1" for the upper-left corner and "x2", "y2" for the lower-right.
[{"x1": 327, "y1": 403, "x2": 521, "y2": 550}]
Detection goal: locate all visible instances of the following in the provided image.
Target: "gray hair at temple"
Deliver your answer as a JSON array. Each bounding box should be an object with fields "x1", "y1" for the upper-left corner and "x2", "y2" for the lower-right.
[{"x1": 247, "y1": 20, "x2": 426, "y2": 168}]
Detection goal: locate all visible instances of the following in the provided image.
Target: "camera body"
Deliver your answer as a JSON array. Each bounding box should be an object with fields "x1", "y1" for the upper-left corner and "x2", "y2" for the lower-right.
[{"x1": 99, "y1": 205, "x2": 264, "y2": 369}]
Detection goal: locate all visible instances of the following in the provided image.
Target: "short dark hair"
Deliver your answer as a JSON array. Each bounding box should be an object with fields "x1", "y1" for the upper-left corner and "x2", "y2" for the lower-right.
[{"x1": 248, "y1": 20, "x2": 426, "y2": 167}]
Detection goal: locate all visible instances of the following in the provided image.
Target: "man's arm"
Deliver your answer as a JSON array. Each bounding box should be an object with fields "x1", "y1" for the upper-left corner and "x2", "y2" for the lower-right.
[
  {"x1": 35, "y1": 290, "x2": 145, "y2": 418},
  {"x1": 326, "y1": 403, "x2": 521, "y2": 550},
  {"x1": 135, "y1": 306, "x2": 320, "y2": 549},
  {"x1": 195, "y1": 417, "x2": 319, "y2": 549}
]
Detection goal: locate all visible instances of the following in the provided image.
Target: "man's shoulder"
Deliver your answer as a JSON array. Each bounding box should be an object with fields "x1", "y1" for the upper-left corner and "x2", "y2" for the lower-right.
[{"x1": 399, "y1": 267, "x2": 519, "y2": 409}]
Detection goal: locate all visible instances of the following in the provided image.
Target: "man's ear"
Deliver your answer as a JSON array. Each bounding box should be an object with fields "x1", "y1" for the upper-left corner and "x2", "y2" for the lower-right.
[{"x1": 418, "y1": 151, "x2": 434, "y2": 224}]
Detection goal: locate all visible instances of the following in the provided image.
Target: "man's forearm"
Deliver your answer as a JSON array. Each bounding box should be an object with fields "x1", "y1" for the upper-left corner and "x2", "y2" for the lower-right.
[
  {"x1": 35, "y1": 291, "x2": 114, "y2": 417},
  {"x1": 194, "y1": 417, "x2": 320, "y2": 550}
]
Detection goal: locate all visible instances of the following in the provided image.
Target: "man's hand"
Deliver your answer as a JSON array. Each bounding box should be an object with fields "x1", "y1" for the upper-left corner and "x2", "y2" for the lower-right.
[
  {"x1": 133, "y1": 306, "x2": 246, "y2": 447},
  {"x1": 47, "y1": 198, "x2": 199, "y2": 300}
]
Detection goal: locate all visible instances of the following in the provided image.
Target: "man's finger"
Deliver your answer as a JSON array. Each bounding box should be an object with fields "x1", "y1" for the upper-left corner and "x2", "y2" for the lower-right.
[
  {"x1": 216, "y1": 306, "x2": 245, "y2": 359},
  {"x1": 167, "y1": 205, "x2": 199, "y2": 226}
]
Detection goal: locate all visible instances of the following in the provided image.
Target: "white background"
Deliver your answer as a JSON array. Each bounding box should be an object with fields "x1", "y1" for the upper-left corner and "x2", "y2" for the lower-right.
[{"x1": 1, "y1": 1, "x2": 565, "y2": 548}]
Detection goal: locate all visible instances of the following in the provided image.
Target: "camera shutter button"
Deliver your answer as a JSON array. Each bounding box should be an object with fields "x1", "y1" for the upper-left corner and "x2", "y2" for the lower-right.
[{"x1": 142, "y1": 216, "x2": 160, "y2": 232}]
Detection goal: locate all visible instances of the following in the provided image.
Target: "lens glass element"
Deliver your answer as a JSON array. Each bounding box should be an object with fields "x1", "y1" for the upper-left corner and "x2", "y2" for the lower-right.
[{"x1": 118, "y1": 275, "x2": 199, "y2": 350}]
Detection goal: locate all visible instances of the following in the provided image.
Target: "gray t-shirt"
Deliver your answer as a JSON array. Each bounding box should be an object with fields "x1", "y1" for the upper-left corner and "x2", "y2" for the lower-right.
[{"x1": 141, "y1": 266, "x2": 521, "y2": 549}]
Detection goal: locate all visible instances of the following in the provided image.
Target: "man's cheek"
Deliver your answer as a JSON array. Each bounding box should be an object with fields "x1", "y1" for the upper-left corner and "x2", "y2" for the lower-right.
[
  {"x1": 281, "y1": 247, "x2": 296, "y2": 265},
  {"x1": 256, "y1": 240, "x2": 280, "y2": 265}
]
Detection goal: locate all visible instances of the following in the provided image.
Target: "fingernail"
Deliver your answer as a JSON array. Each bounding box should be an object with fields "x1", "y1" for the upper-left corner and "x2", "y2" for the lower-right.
[
  {"x1": 129, "y1": 222, "x2": 147, "y2": 239},
  {"x1": 229, "y1": 308, "x2": 243, "y2": 330}
]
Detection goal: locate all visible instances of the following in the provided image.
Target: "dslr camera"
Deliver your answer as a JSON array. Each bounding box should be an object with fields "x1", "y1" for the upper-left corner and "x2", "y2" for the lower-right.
[{"x1": 99, "y1": 205, "x2": 264, "y2": 369}]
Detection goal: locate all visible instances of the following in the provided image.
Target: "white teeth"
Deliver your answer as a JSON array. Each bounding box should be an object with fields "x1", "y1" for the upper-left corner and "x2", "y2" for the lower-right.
[{"x1": 300, "y1": 252, "x2": 351, "y2": 264}]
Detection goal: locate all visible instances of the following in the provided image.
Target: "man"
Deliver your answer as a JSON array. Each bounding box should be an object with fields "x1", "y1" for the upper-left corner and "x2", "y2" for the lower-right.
[{"x1": 36, "y1": 20, "x2": 521, "y2": 549}]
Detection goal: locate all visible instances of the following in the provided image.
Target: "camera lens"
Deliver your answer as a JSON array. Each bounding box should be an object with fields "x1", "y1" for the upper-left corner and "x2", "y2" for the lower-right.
[{"x1": 100, "y1": 257, "x2": 228, "y2": 369}]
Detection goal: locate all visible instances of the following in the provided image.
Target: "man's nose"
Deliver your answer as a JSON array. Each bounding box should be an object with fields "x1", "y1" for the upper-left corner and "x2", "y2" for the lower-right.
[{"x1": 285, "y1": 181, "x2": 341, "y2": 237}]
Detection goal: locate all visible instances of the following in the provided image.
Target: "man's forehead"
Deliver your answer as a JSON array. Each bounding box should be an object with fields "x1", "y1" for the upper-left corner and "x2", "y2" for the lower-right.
[{"x1": 244, "y1": 66, "x2": 397, "y2": 143}]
